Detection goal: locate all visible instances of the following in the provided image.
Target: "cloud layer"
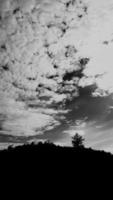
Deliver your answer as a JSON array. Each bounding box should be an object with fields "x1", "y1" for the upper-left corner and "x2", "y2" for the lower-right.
[{"x1": 0, "y1": 0, "x2": 113, "y2": 137}]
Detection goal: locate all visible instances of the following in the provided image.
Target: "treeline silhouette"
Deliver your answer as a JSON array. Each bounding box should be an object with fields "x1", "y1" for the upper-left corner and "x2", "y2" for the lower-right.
[
  {"x1": 1, "y1": 133, "x2": 113, "y2": 176},
  {"x1": 0, "y1": 134, "x2": 112, "y2": 184},
  {"x1": 0, "y1": 133, "x2": 112, "y2": 160}
]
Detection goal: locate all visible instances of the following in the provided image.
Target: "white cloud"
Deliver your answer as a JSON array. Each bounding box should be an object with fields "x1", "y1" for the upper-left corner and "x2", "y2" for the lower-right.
[
  {"x1": 0, "y1": 143, "x2": 22, "y2": 150},
  {"x1": 64, "y1": 129, "x2": 85, "y2": 137},
  {"x1": 104, "y1": 146, "x2": 113, "y2": 153},
  {"x1": 2, "y1": 111, "x2": 56, "y2": 136},
  {"x1": 0, "y1": 96, "x2": 61, "y2": 136},
  {"x1": 77, "y1": 0, "x2": 113, "y2": 95},
  {"x1": 109, "y1": 106, "x2": 113, "y2": 109},
  {"x1": 2, "y1": 107, "x2": 61, "y2": 136},
  {"x1": 79, "y1": 43, "x2": 113, "y2": 94},
  {"x1": 75, "y1": 119, "x2": 87, "y2": 128}
]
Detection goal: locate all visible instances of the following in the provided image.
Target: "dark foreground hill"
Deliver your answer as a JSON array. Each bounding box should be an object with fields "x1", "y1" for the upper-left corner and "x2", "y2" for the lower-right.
[{"x1": 1, "y1": 142, "x2": 113, "y2": 180}]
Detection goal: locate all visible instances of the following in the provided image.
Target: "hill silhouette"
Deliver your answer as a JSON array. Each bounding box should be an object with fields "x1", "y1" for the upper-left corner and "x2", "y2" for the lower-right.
[
  {"x1": 0, "y1": 140, "x2": 112, "y2": 159},
  {"x1": 1, "y1": 140, "x2": 113, "y2": 176}
]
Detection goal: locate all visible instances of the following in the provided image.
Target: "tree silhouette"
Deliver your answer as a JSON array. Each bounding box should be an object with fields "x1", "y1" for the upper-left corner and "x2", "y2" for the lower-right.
[
  {"x1": 72, "y1": 133, "x2": 85, "y2": 149},
  {"x1": 44, "y1": 140, "x2": 55, "y2": 146}
]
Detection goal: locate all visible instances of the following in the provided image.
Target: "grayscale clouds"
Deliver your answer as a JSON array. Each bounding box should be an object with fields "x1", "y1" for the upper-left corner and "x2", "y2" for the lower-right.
[{"x1": 0, "y1": 0, "x2": 113, "y2": 152}]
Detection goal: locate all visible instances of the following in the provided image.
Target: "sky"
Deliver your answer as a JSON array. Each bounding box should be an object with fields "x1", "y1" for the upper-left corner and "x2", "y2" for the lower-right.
[{"x1": 1, "y1": 0, "x2": 113, "y2": 152}]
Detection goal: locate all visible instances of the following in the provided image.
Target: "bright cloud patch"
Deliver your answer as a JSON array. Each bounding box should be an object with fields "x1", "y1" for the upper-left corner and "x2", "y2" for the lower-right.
[
  {"x1": 0, "y1": 95, "x2": 63, "y2": 136},
  {"x1": 78, "y1": 0, "x2": 113, "y2": 95},
  {"x1": 79, "y1": 43, "x2": 113, "y2": 94}
]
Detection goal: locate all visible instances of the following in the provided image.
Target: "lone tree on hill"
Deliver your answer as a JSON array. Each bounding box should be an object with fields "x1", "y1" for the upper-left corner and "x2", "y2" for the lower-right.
[{"x1": 72, "y1": 133, "x2": 85, "y2": 149}]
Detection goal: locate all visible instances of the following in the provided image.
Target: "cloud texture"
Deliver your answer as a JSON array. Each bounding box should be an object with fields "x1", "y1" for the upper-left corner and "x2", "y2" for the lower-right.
[{"x1": 0, "y1": 0, "x2": 113, "y2": 136}]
